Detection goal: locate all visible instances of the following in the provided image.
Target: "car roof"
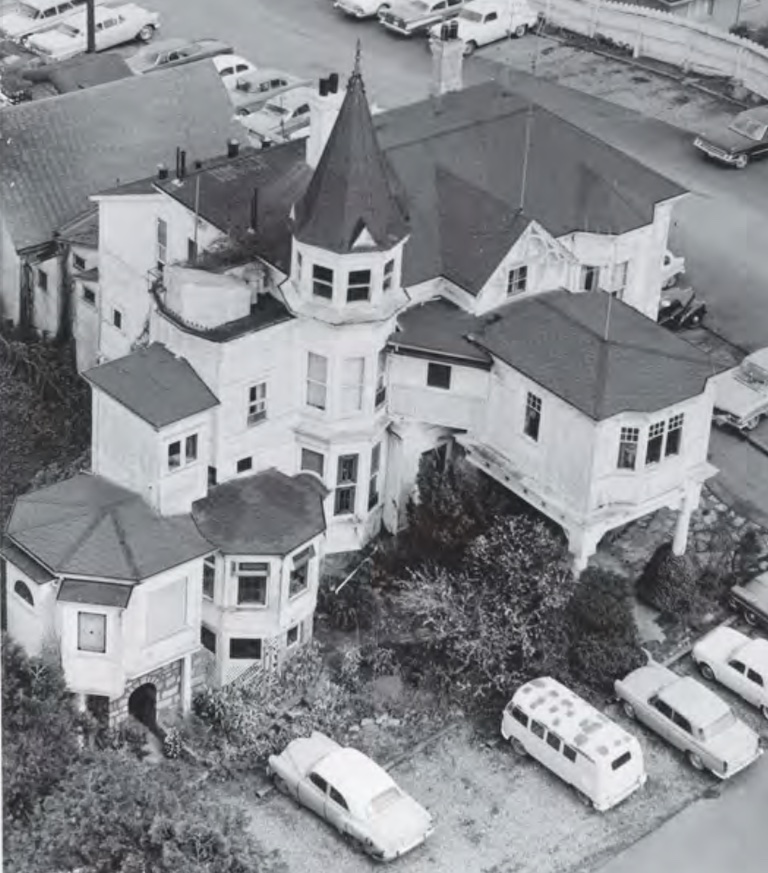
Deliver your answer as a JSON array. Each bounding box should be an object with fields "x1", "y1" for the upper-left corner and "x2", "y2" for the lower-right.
[
  {"x1": 461, "y1": 0, "x2": 508, "y2": 10},
  {"x1": 313, "y1": 747, "x2": 396, "y2": 806},
  {"x1": 740, "y1": 570, "x2": 768, "y2": 602},
  {"x1": 739, "y1": 637, "x2": 768, "y2": 673},
  {"x1": 512, "y1": 677, "x2": 636, "y2": 760},
  {"x1": 658, "y1": 675, "x2": 730, "y2": 726},
  {"x1": 266, "y1": 86, "x2": 313, "y2": 108},
  {"x1": 738, "y1": 106, "x2": 768, "y2": 125}
]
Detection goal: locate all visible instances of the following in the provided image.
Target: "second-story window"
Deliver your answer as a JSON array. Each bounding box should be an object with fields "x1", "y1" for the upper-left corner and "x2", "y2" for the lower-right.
[
  {"x1": 156, "y1": 218, "x2": 168, "y2": 269},
  {"x1": 617, "y1": 426, "x2": 639, "y2": 470},
  {"x1": 340, "y1": 357, "x2": 365, "y2": 413},
  {"x1": 580, "y1": 265, "x2": 599, "y2": 291},
  {"x1": 312, "y1": 265, "x2": 333, "y2": 299},
  {"x1": 247, "y1": 382, "x2": 267, "y2": 426},
  {"x1": 375, "y1": 349, "x2": 387, "y2": 408},
  {"x1": 383, "y1": 258, "x2": 395, "y2": 291},
  {"x1": 289, "y1": 545, "x2": 315, "y2": 598},
  {"x1": 168, "y1": 434, "x2": 198, "y2": 470},
  {"x1": 368, "y1": 443, "x2": 381, "y2": 510},
  {"x1": 334, "y1": 454, "x2": 358, "y2": 516},
  {"x1": 524, "y1": 392, "x2": 542, "y2": 441},
  {"x1": 234, "y1": 562, "x2": 269, "y2": 606},
  {"x1": 203, "y1": 556, "x2": 216, "y2": 600},
  {"x1": 347, "y1": 269, "x2": 371, "y2": 303},
  {"x1": 666, "y1": 413, "x2": 684, "y2": 457},
  {"x1": 427, "y1": 362, "x2": 451, "y2": 390},
  {"x1": 113, "y1": 308, "x2": 123, "y2": 330},
  {"x1": 507, "y1": 264, "x2": 527, "y2": 295},
  {"x1": 646, "y1": 421, "x2": 665, "y2": 465},
  {"x1": 306, "y1": 352, "x2": 328, "y2": 410},
  {"x1": 78, "y1": 612, "x2": 106, "y2": 653}
]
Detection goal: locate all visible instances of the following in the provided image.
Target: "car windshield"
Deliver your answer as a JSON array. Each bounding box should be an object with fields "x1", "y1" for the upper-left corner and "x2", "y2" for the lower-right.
[
  {"x1": 729, "y1": 115, "x2": 767, "y2": 141},
  {"x1": 264, "y1": 103, "x2": 289, "y2": 116},
  {"x1": 700, "y1": 710, "x2": 737, "y2": 740},
  {"x1": 17, "y1": 3, "x2": 41, "y2": 17},
  {"x1": 367, "y1": 786, "x2": 401, "y2": 817},
  {"x1": 459, "y1": 8, "x2": 483, "y2": 19}
]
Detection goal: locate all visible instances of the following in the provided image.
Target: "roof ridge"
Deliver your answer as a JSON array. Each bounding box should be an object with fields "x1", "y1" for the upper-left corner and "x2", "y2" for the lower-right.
[{"x1": 109, "y1": 504, "x2": 142, "y2": 580}]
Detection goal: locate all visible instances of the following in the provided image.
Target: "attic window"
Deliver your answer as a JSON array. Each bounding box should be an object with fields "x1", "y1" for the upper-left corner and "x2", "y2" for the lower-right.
[
  {"x1": 346, "y1": 269, "x2": 371, "y2": 303},
  {"x1": 507, "y1": 265, "x2": 528, "y2": 295}
]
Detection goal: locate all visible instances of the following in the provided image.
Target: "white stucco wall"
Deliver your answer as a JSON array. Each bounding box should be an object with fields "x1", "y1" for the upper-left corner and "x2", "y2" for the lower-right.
[
  {"x1": 0, "y1": 219, "x2": 21, "y2": 325},
  {"x1": 156, "y1": 410, "x2": 213, "y2": 515},
  {"x1": 4, "y1": 567, "x2": 57, "y2": 657}
]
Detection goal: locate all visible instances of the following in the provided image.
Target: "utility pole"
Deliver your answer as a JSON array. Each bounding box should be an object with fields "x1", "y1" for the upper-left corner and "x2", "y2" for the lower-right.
[{"x1": 86, "y1": 0, "x2": 96, "y2": 53}]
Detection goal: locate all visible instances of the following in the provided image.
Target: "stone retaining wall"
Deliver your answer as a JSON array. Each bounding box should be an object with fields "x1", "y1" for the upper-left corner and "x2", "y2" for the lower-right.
[{"x1": 109, "y1": 658, "x2": 184, "y2": 726}]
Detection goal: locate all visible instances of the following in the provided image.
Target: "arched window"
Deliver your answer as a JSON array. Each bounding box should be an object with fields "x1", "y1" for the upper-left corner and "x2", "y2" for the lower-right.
[{"x1": 14, "y1": 580, "x2": 34, "y2": 607}]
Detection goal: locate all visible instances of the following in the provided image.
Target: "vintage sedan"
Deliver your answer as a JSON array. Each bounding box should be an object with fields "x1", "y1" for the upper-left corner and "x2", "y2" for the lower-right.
[
  {"x1": 267, "y1": 732, "x2": 434, "y2": 861},
  {"x1": 711, "y1": 347, "x2": 768, "y2": 432},
  {"x1": 237, "y1": 85, "x2": 317, "y2": 147},
  {"x1": 730, "y1": 570, "x2": 768, "y2": 629},
  {"x1": 693, "y1": 106, "x2": 768, "y2": 169},
  {"x1": 212, "y1": 52, "x2": 256, "y2": 88},
  {"x1": 126, "y1": 37, "x2": 232, "y2": 74},
  {"x1": 380, "y1": 0, "x2": 463, "y2": 36},
  {"x1": 693, "y1": 626, "x2": 768, "y2": 720},
  {"x1": 0, "y1": 0, "x2": 87, "y2": 42},
  {"x1": 429, "y1": 0, "x2": 537, "y2": 54},
  {"x1": 334, "y1": 0, "x2": 391, "y2": 18},
  {"x1": 616, "y1": 663, "x2": 762, "y2": 778},
  {"x1": 27, "y1": 3, "x2": 158, "y2": 61},
  {"x1": 229, "y1": 68, "x2": 306, "y2": 112}
]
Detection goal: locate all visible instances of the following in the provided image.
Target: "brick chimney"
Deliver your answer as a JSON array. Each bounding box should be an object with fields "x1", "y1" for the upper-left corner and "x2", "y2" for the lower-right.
[
  {"x1": 429, "y1": 19, "x2": 463, "y2": 97},
  {"x1": 306, "y1": 73, "x2": 343, "y2": 169}
]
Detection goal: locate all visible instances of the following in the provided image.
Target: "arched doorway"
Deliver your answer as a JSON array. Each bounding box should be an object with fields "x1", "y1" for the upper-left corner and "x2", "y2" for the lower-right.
[{"x1": 128, "y1": 683, "x2": 157, "y2": 731}]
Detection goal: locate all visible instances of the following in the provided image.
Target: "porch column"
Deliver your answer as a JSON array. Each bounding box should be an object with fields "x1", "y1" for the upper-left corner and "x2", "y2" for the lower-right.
[
  {"x1": 568, "y1": 526, "x2": 602, "y2": 577},
  {"x1": 672, "y1": 490, "x2": 696, "y2": 556},
  {"x1": 180, "y1": 654, "x2": 192, "y2": 715}
]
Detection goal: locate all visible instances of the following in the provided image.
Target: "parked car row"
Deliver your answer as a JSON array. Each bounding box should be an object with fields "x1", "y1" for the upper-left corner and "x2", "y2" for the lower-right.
[{"x1": 332, "y1": 0, "x2": 539, "y2": 54}]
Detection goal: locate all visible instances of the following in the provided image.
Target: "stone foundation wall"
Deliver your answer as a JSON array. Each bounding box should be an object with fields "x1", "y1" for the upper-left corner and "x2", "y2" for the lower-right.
[
  {"x1": 191, "y1": 647, "x2": 215, "y2": 692},
  {"x1": 109, "y1": 658, "x2": 184, "y2": 726}
]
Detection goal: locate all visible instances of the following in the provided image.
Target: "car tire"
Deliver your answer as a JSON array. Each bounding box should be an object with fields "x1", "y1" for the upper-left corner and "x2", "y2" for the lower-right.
[
  {"x1": 514, "y1": 24, "x2": 527, "y2": 38},
  {"x1": 463, "y1": 40, "x2": 477, "y2": 56},
  {"x1": 577, "y1": 790, "x2": 595, "y2": 809},
  {"x1": 687, "y1": 751, "x2": 705, "y2": 771},
  {"x1": 697, "y1": 661, "x2": 715, "y2": 682},
  {"x1": 744, "y1": 608, "x2": 760, "y2": 627},
  {"x1": 734, "y1": 154, "x2": 749, "y2": 170},
  {"x1": 510, "y1": 737, "x2": 528, "y2": 757},
  {"x1": 622, "y1": 701, "x2": 636, "y2": 720},
  {"x1": 137, "y1": 24, "x2": 155, "y2": 42}
]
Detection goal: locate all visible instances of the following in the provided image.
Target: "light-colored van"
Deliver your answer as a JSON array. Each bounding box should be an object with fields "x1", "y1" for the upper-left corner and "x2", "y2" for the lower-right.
[{"x1": 501, "y1": 677, "x2": 647, "y2": 811}]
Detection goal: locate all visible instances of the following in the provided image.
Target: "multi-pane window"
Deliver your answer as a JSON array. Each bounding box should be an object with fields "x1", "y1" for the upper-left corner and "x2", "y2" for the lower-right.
[
  {"x1": 307, "y1": 352, "x2": 328, "y2": 410},
  {"x1": 301, "y1": 448, "x2": 325, "y2": 478},
  {"x1": 340, "y1": 357, "x2": 365, "y2": 413},
  {"x1": 580, "y1": 264, "x2": 599, "y2": 291},
  {"x1": 156, "y1": 217, "x2": 168, "y2": 268},
  {"x1": 78, "y1": 612, "x2": 106, "y2": 653},
  {"x1": 334, "y1": 454, "x2": 358, "y2": 516},
  {"x1": 83, "y1": 287, "x2": 96, "y2": 306},
  {"x1": 312, "y1": 265, "x2": 334, "y2": 299},
  {"x1": 368, "y1": 443, "x2": 381, "y2": 510},
  {"x1": 507, "y1": 264, "x2": 528, "y2": 295},
  {"x1": 383, "y1": 258, "x2": 395, "y2": 291},
  {"x1": 611, "y1": 261, "x2": 629, "y2": 298},
  {"x1": 168, "y1": 435, "x2": 197, "y2": 470},
  {"x1": 617, "y1": 426, "x2": 639, "y2": 470},
  {"x1": 347, "y1": 269, "x2": 371, "y2": 303},
  {"x1": 229, "y1": 638, "x2": 262, "y2": 660},
  {"x1": 247, "y1": 382, "x2": 267, "y2": 425},
  {"x1": 524, "y1": 392, "x2": 542, "y2": 441},
  {"x1": 666, "y1": 413, "x2": 684, "y2": 457},
  {"x1": 201, "y1": 625, "x2": 217, "y2": 653},
  {"x1": 37, "y1": 268, "x2": 48, "y2": 291},
  {"x1": 290, "y1": 545, "x2": 315, "y2": 598},
  {"x1": 113, "y1": 308, "x2": 123, "y2": 329},
  {"x1": 237, "y1": 457, "x2": 252, "y2": 473},
  {"x1": 645, "y1": 421, "x2": 665, "y2": 465},
  {"x1": 203, "y1": 556, "x2": 215, "y2": 600},
  {"x1": 427, "y1": 362, "x2": 451, "y2": 390},
  {"x1": 235, "y1": 562, "x2": 269, "y2": 606},
  {"x1": 375, "y1": 349, "x2": 387, "y2": 408}
]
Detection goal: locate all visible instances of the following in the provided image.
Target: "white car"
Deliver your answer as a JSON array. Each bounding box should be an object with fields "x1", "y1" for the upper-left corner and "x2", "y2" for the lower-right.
[
  {"x1": 229, "y1": 68, "x2": 307, "y2": 112},
  {"x1": 238, "y1": 85, "x2": 316, "y2": 147},
  {"x1": 268, "y1": 731, "x2": 434, "y2": 861},
  {"x1": 693, "y1": 626, "x2": 768, "y2": 720},
  {"x1": 334, "y1": 0, "x2": 391, "y2": 19},
  {"x1": 212, "y1": 53, "x2": 257, "y2": 89},
  {"x1": 429, "y1": 0, "x2": 538, "y2": 55},
  {"x1": 661, "y1": 249, "x2": 685, "y2": 289},
  {"x1": 26, "y1": 3, "x2": 159, "y2": 61},
  {"x1": 0, "y1": 0, "x2": 88, "y2": 41},
  {"x1": 711, "y1": 347, "x2": 768, "y2": 432}
]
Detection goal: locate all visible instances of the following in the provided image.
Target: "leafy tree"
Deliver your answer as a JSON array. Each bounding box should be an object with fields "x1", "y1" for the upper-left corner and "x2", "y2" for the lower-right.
[
  {"x1": 5, "y1": 751, "x2": 280, "y2": 873},
  {"x1": 2, "y1": 636, "x2": 81, "y2": 824},
  {"x1": 637, "y1": 542, "x2": 699, "y2": 617},
  {"x1": 391, "y1": 515, "x2": 575, "y2": 710}
]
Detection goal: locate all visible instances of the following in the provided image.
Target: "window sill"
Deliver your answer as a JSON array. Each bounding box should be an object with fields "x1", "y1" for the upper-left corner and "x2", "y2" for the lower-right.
[
  {"x1": 289, "y1": 587, "x2": 310, "y2": 602},
  {"x1": 76, "y1": 648, "x2": 107, "y2": 657},
  {"x1": 247, "y1": 417, "x2": 267, "y2": 428},
  {"x1": 235, "y1": 603, "x2": 268, "y2": 610}
]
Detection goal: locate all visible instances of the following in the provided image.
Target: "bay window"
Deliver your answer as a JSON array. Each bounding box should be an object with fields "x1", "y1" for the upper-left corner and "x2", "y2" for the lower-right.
[
  {"x1": 617, "y1": 426, "x2": 639, "y2": 470},
  {"x1": 341, "y1": 357, "x2": 365, "y2": 413},
  {"x1": 334, "y1": 454, "x2": 358, "y2": 516},
  {"x1": 306, "y1": 352, "x2": 328, "y2": 410}
]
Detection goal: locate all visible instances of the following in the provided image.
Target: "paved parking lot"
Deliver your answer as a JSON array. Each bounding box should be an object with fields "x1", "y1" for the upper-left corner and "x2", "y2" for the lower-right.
[{"x1": 236, "y1": 657, "x2": 768, "y2": 873}]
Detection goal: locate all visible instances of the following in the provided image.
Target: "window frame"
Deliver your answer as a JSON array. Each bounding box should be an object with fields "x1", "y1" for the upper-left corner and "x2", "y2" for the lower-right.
[
  {"x1": 346, "y1": 269, "x2": 371, "y2": 303},
  {"x1": 237, "y1": 457, "x2": 253, "y2": 474},
  {"x1": 312, "y1": 264, "x2": 334, "y2": 299},
  {"x1": 507, "y1": 264, "x2": 528, "y2": 296},
  {"x1": 427, "y1": 362, "x2": 451, "y2": 390},
  {"x1": 334, "y1": 453, "x2": 359, "y2": 516},
  {"x1": 112, "y1": 308, "x2": 123, "y2": 330},
  {"x1": 666, "y1": 413, "x2": 684, "y2": 457},
  {"x1": 247, "y1": 381, "x2": 268, "y2": 426},
  {"x1": 14, "y1": 579, "x2": 34, "y2": 607},
  {"x1": 286, "y1": 623, "x2": 301, "y2": 647},
  {"x1": 234, "y1": 562, "x2": 269, "y2": 607},
  {"x1": 611, "y1": 751, "x2": 632, "y2": 771},
  {"x1": 202, "y1": 556, "x2": 216, "y2": 600},
  {"x1": 82, "y1": 286, "x2": 96, "y2": 306},
  {"x1": 617, "y1": 426, "x2": 640, "y2": 471},
  {"x1": 523, "y1": 391, "x2": 542, "y2": 441},
  {"x1": 77, "y1": 611, "x2": 107, "y2": 654},
  {"x1": 229, "y1": 637, "x2": 263, "y2": 660},
  {"x1": 645, "y1": 420, "x2": 665, "y2": 466},
  {"x1": 611, "y1": 260, "x2": 629, "y2": 298},
  {"x1": 73, "y1": 253, "x2": 86, "y2": 271},
  {"x1": 300, "y1": 447, "x2": 325, "y2": 479},
  {"x1": 530, "y1": 720, "x2": 546, "y2": 739},
  {"x1": 156, "y1": 217, "x2": 168, "y2": 269},
  {"x1": 37, "y1": 267, "x2": 48, "y2": 292},
  {"x1": 289, "y1": 545, "x2": 314, "y2": 599},
  {"x1": 383, "y1": 258, "x2": 395, "y2": 292},
  {"x1": 200, "y1": 624, "x2": 217, "y2": 653},
  {"x1": 306, "y1": 352, "x2": 329, "y2": 411},
  {"x1": 340, "y1": 356, "x2": 365, "y2": 414},
  {"x1": 368, "y1": 443, "x2": 381, "y2": 510}
]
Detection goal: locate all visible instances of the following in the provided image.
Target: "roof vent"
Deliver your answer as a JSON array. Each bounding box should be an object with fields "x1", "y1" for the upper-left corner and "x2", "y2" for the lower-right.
[
  {"x1": 328, "y1": 72, "x2": 339, "y2": 94},
  {"x1": 157, "y1": 163, "x2": 169, "y2": 180},
  {"x1": 227, "y1": 138, "x2": 240, "y2": 159},
  {"x1": 318, "y1": 77, "x2": 329, "y2": 97}
]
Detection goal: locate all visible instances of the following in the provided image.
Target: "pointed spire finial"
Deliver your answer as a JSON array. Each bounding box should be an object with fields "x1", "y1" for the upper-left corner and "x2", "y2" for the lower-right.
[{"x1": 353, "y1": 39, "x2": 362, "y2": 79}]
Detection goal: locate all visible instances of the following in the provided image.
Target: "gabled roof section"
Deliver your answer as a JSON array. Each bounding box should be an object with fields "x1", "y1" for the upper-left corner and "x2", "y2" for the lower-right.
[
  {"x1": 0, "y1": 63, "x2": 242, "y2": 251},
  {"x1": 472, "y1": 290, "x2": 714, "y2": 420},
  {"x1": 0, "y1": 535, "x2": 56, "y2": 584},
  {"x1": 293, "y1": 63, "x2": 409, "y2": 254},
  {"x1": 83, "y1": 343, "x2": 219, "y2": 430},
  {"x1": 6, "y1": 474, "x2": 212, "y2": 582},
  {"x1": 192, "y1": 468, "x2": 327, "y2": 557},
  {"x1": 390, "y1": 298, "x2": 491, "y2": 367}
]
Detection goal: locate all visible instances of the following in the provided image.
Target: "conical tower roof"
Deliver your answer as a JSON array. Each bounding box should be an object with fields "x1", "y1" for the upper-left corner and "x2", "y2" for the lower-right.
[{"x1": 293, "y1": 52, "x2": 409, "y2": 254}]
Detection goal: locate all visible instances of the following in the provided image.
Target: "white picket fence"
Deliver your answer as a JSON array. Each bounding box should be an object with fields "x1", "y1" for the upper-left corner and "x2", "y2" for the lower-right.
[{"x1": 532, "y1": 0, "x2": 768, "y2": 101}]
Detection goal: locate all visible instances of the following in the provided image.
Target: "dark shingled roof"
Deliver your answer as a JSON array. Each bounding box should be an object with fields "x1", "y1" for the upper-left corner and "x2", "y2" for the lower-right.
[
  {"x1": 0, "y1": 536, "x2": 56, "y2": 584},
  {"x1": 57, "y1": 207, "x2": 99, "y2": 248},
  {"x1": 83, "y1": 343, "x2": 219, "y2": 429},
  {"x1": 390, "y1": 298, "x2": 491, "y2": 366},
  {"x1": 293, "y1": 67, "x2": 409, "y2": 254},
  {"x1": 472, "y1": 290, "x2": 714, "y2": 420},
  {"x1": 0, "y1": 63, "x2": 242, "y2": 251},
  {"x1": 58, "y1": 578, "x2": 134, "y2": 608},
  {"x1": 192, "y1": 468, "x2": 327, "y2": 556},
  {"x1": 6, "y1": 474, "x2": 213, "y2": 582}
]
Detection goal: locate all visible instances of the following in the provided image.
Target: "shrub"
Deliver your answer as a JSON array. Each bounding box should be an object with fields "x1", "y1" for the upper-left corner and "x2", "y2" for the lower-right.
[
  {"x1": 567, "y1": 569, "x2": 645, "y2": 693},
  {"x1": 316, "y1": 578, "x2": 380, "y2": 631},
  {"x1": 163, "y1": 727, "x2": 183, "y2": 759},
  {"x1": 637, "y1": 542, "x2": 699, "y2": 617}
]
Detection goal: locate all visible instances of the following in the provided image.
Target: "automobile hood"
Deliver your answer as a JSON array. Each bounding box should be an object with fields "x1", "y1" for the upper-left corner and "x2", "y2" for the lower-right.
[
  {"x1": 387, "y1": 2, "x2": 431, "y2": 19},
  {"x1": 710, "y1": 366, "x2": 768, "y2": 418},
  {"x1": 696, "y1": 125, "x2": 754, "y2": 153},
  {"x1": 27, "y1": 30, "x2": 74, "y2": 53},
  {"x1": 692, "y1": 627, "x2": 745, "y2": 665},
  {"x1": 367, "y1": 794, "x2": 433, "y2": 857},
  {"x1": 706, "y1": 719, "x2": 760, "y2": 767},
  {"x1": 0, "y1": 12, "x2": 37, "y2": 38}
]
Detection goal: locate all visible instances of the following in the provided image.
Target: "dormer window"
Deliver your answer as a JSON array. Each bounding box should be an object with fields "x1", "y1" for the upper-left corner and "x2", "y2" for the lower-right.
[
  {"x1": 383, "y1": 258, "x2": 395, "y2": 292},
  {"x1": 347, "y1": 269, "x2": 371, "y2": 303},
  {"x1": 312, "y1": 265, "x2": 333, "y2": 299},
  {"x1": 507, "y1": 265, "x2": 528, "y2": 296}
]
